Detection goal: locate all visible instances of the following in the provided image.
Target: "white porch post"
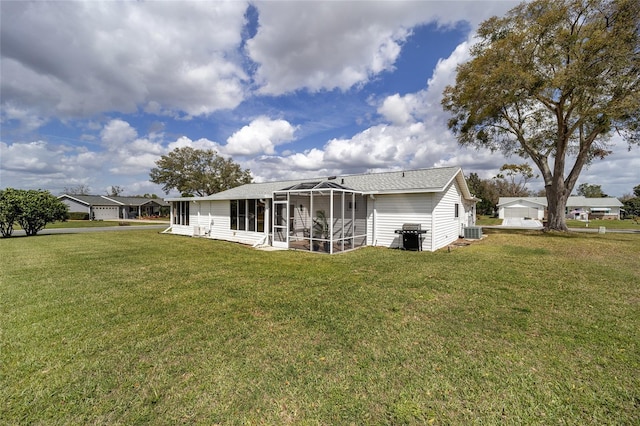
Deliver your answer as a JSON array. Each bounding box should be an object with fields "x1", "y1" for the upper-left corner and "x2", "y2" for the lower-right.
[{"x1": 329, "y1": 189, "x2": 334, "y2": 254}]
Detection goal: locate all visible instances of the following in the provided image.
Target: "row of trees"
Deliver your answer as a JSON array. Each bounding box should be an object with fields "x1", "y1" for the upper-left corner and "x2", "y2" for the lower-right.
[
  {"x1": 467, "y1": 163, "x2": 541, "y2": 215},
  {"x1": 63, "y1": 184, "x2": 163, "y2": 200},
  {"x1": 63, "y1": 184, "x2": 130, "y2": 197},
  {"x1": 621, "y1": 185, "x2": 640, "y2": 218},
  {"x1": 0, "y1": 189, "x2": 68, "y2": 237}
]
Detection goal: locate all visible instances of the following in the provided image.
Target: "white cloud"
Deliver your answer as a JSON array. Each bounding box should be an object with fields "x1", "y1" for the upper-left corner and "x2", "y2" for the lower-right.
[
  {"x1": 100, "y1": 119, "x2": 138, "y2": 149},
  {"x1": 246, "y1": 1, "x2": 517, "y2": 95},
  {"x1": 0, "y1": 140, "x2": 108, "y2": 193},
  {"x1": 167, "y1": 136, "x2": 221, "y2": 153},
  {"x1": 0, "y1": 0, "x2": 517, "y2": 128},
  {"x1": 246, "y1": 2, "x2": 411, "y2": 95},
  {"x1": 1, "y1": 1, "x2": 248, "y2": 125},
  {"x1": 378, "y1": 93, "x2": 419, "y2": 125},
  {"x1": 225, "y1": 116, "x2": 297, "y2": 156},
  {"x1": 243, "y1": 33, "x2": 511, "y2": 186},
  {"x1": 8, "y1": 0, "x2": 636, "y2": 198}
]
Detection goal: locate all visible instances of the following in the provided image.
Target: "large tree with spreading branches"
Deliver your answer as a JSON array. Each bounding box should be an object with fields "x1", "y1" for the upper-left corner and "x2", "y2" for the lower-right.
[
  {"x1": 150, "y1": 147, "x2": 252, "y2": 196},
  {"x1": 443, "y1": 0, "x2": 639, "y2": 230}
]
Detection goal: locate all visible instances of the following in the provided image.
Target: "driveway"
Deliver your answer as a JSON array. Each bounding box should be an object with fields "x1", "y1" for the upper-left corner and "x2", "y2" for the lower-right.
[{"x1": 500, "y1": 218, "x2": 544, "y2": 229}]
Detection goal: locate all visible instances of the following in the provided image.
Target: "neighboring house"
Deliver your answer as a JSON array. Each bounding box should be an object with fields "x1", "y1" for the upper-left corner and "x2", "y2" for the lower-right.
[
  {"x1": 565, "y1": 196, "x2": 623, "y2": 220},
  {"x1": 498, "y1": 196, "x2": 623, "y2": 220},
  {"x1": 165, "y1": 167, "x2": 479, "y2": 253},
  {"x1": 59, "y1": 194, "x2": 169, "y2": 220}
]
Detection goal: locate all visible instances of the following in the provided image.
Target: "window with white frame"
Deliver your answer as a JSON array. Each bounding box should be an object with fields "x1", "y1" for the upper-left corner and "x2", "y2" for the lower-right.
[{"x1": 230, "y1": 199, "x2": 266, "y2": 231}]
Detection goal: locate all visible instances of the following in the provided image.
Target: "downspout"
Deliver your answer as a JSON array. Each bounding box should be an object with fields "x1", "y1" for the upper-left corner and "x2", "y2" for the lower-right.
[
  {"x1": 252, "y1": 234, "x2": 268, "y2": 247},
  {"x1": 431, "y1": 197, "x2": 436, "y2": 252},
  {"x1": 369, "y1": 194, "x2": 376, "y2": 246}
]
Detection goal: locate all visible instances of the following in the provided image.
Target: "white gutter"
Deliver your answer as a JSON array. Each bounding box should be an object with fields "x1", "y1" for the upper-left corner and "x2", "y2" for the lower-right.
[{"x1": 369, "y1": 194, "x2": 376, "y2": 246}]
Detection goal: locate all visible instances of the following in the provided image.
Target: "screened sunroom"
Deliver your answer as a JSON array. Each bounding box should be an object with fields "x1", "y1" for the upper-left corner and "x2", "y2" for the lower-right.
[{"x1": 272, "y1": 181, "x2": 367, "y2": 254}]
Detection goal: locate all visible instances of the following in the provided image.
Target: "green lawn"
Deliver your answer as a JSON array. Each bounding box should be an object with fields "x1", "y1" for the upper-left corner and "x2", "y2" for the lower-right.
[
  {"x1": 475, "y1": 215, "x2": 639, "y2": 230},
  {"x1": 476, "y1": 215, "x2": 502, "y2": 226},
  {"x1": 1, "y1": 230, "x2": 639, "y2": 424},
  {"x1": 565, "y1": 218, "x2": 639, "y2": 230},
  {"x1": 49, "y1": 220, "x2": 168, "y2": 229},
  {"x1": 11, "y1": 220, "x2": 168, "y2": 231}
]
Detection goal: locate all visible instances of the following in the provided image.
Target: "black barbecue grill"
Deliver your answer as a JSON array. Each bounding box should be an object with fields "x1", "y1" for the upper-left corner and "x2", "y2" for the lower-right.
[{"x1": 394, "y1": 223, "x2": 427, "y2": 251}]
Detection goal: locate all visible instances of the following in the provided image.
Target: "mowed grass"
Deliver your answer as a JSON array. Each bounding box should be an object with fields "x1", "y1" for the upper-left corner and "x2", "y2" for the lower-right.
[
  {"x1": 475, "y1": 215, "x2": 639, "y2": 229},
  {"x1": 564, "y1": 219, "x2": 639, "y2": 230},
  {"x1": 1, "y1": 230, "x2": 638, "y2": 424},
  {"x1": 46, "y1": 220, "x2": 168, "y2": 229}
]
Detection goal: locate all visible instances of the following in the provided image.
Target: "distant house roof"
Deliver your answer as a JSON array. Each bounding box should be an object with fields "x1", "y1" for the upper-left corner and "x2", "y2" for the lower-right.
[
  {"x1": 59, "y1": 194, "x2": 168, "y2": 207},
  {"x1": 59, "y1": 194, "x2": 121, "y2": 206},
  {"x1": 498, "y1": 196, "x2": 623, "y2": 208},
  {"x1": 108, "y1": 196, "x2": 169, "y2": 207},
  {"x1": 165, "y1": 167, "x2": 477, "y2": 202}
]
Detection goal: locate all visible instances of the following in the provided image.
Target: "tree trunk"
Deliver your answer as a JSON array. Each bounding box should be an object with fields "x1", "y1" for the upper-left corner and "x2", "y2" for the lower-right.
[{"x1": 545, "y1": 185, "x2": 569, "y2": 231}]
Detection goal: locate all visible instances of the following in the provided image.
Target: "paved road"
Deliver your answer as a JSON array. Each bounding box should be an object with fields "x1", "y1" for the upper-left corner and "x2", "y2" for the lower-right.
[
  {"x1": 482, "y1": 220, "x2": 639, "y2": 234},
  {"x1": 501, "y1": 218, "x2": 544, "y2": 229},
  {"x1": 567, "y1": 227, "x2": 640, "y2": 234},
  {"x1": 11, "y1": 223, "x2": 170, "y2": 237}
]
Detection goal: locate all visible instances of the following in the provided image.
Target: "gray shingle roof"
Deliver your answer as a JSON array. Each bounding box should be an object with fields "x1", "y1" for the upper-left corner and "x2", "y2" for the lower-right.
[
  {"x1": 59, "y1": 194, "x2": 169, "y2": 207},
  {"x1": 166, "y1": 166, "x2": 472, "y2": 201},
  {"x1": 59, "y1": 195, "x2": 121, "y2": 206},
  {"x1": 108, "y1": 196, "x2": 169, "y2": 207}
]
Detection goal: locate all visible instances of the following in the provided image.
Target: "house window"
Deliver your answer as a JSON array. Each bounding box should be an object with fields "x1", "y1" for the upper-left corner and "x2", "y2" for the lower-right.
[
  {"x1": 256, "y1": 200, "x2": 265, "y2": 232},
  {"x1": 238, "y1": 200, "x2": 246, "y2": 230},
  {"x1": 230, "y1": 200, "x2": 238, "y2": 230},
  {"x1": 173, "y1": 201, "x2": 189, "y2": 225},
  {"x1": 454, "y1": 203, "x2": 459, "y2": 218},
  {"x1": 230, "y1": 199, "x2": 265, "y2": 232},
  {"x1": 248, "y1": 199, "x2": 256, "y2": 232}
]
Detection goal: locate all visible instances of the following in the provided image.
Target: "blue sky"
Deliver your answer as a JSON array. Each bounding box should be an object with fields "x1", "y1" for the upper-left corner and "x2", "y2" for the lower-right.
[{"x1": 1, "y1": 1, "x2": 638, "y2": 197}]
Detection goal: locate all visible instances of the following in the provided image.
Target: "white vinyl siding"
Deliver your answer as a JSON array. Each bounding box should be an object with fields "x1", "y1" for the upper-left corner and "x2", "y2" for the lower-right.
[
  {"x1": 62, "y1": 199, "x2": 90, "y2": 213},
  {"x1": 370, "y1": 193, "x2": 433, "y2": 251},
  {"x1": 167, "y1": 168, "x2": 479, "y2": 253},
  {"x1": 172, "y1": 200, "x2": 268, "y2": 245},
  {"x1": 432, "y1": 182, "x2": 463, "y2": 251}
]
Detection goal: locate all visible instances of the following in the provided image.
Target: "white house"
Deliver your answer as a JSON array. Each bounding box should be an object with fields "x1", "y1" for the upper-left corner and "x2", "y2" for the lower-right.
[
  {"x1": 165, "y1": 167, "x2": 478, "y2": 253},
  {"x1": 498, "y1": 196, "x2": 623, "y2": 220}
]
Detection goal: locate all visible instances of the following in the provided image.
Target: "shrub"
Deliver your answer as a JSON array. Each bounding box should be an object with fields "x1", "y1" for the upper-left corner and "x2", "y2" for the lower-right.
[
  {"x1": 0, "y1": 188, "x2": 68, "y2": 237},
  {"x1": 68, "y1": 212, "x2": 90, "y2": 220}
]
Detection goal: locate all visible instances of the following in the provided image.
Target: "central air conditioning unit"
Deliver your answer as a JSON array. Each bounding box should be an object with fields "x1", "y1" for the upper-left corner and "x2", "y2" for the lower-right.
[
  {"x1": 192, "y1": 226, "x2": 202, "y2": 236},
  {"x1": 463, "y1": 226, "x2": 483, "y2": 239}
]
